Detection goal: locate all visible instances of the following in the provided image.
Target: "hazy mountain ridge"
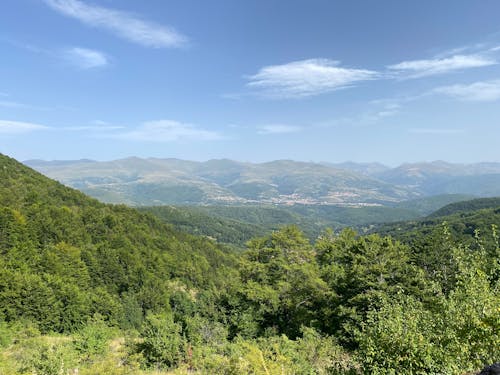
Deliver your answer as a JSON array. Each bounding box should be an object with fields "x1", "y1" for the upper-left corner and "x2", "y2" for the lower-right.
[
  {"x1": 26, "y1": 158, "x2": 413, "y2": 206},
  {"x1": 372, "y1": 161, "x2": 500, "y2": 195},
  {"x1": 25, "y1": 158, "x2": 500, "y2": 206}
]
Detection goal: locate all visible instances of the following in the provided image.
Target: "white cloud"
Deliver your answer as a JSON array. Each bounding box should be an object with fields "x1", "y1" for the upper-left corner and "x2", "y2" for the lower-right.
[
  {"x1": 61, "y1": 120, "x2": 125, "y2": 131},
  {"x1": 115, "y1": 120, "x2": 222, "y2": 142},
  {"x1": 257, "y1": 124, "x2": 303, "y2": 134},
  {"x1": 63, "y1": 47, "x2": 108, "y2": 69},
  {"x1": 247, "y1": 59, "x2": 378, "y2": 98},
  {"x1": 62, "y1": 125, "x2": 124, "y2": 131},
  {"x1": 0, "y1": 100, "x2": 51, "y2": 110},
  {"x1": 0, "y1": 101, "x2": 26, "y2": 108},
  {"x1": 432, "y1": 80, "x2": 500, "y2": 101},
  {"x1": 44, "y1": 0, "x2": 188, "y2": 48},
  {"x1": 90, "y1": 120, "x2": 109, "y2": 126},
  {"x1": 409, "y1": 128, "x2": 464, "y2": 135},
  {"x1": 388, "y1": 54, "x2": 496, "y2": 78},
  {"x1": 0, "y1": 120, "x2": 49, "y2": 134},
  {"x1": 376, "y1": 110, "x2": 398, "y2": 118}
]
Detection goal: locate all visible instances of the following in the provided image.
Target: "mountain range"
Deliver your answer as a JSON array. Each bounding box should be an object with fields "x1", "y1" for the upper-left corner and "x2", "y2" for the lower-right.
[{"x1": 25, "y1": 158, "x2": 500, "y2": 206}]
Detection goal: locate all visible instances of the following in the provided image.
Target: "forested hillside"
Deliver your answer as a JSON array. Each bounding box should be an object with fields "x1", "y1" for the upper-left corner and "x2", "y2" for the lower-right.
[
  {"x1": 141, "y1": 204, "x2": 420, "y2": 247},
  {"x1": 0, "y1": 153, "x2": 236, "y2": 330},
  {"x1": 428, "y1": 197, "x2": 500, "y2": 217},
  {"x1": 374, "y1": 197, "x2": 500, "y2": 249},
  {"x1": 0, "y1": 154, "x2": 498, "y2": 374}
]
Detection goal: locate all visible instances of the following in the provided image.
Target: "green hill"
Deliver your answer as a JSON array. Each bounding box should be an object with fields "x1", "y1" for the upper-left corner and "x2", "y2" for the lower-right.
[
  {"x1": 142, "y1": 204, "x2": 421, "y2": 247},
  {"x1": 391, "y1": 194, "x2": 474, "y2": 215},
  {"x1": 0, "y1": 154, "x2": 498, "y2": 374},
  {"x1": 0, "y1": 153, "x2": 234, "y2": 332},
  {"x1": 372, "y1": 197, "x2": 500, "y2": 250},
  {"x1": 428, "y1": 196, "x2": 500, "y2": 217}
]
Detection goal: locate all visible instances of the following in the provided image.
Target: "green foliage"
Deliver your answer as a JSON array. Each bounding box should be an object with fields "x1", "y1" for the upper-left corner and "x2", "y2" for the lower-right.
[
  {"x1": 392, "y1": 194, "x2": 474, "y2": 216},
  {"x1": 15, "y1": 337, "x2": 78, "y2": 375},
  {"x1": 357, "y1": 244, "x2": 500, "y2": 374},
  {"x1": 74, "y1": 318, "x2": 115, "y2": 360},
  {"x1": 0, "y1": 154, "x2": 236, "y2": 333},
  {"x1": 357, "y1": 293, "x2": 450, "y2": 374},
  {"x1": 143, "y1": 203, "x2": 421, "y2": 247},
  {"x1": 374, "y1": 202, "x2": 500, "y2": 252},
  {"x1": 1, "y1": 154, "x2": 499, "y2": 374},
  {"x1": 238, "y1": 226, "x2": 329, "y2": 338},
  {"x1": 137, "y1": 312, "x2": 186, "y2": 369},
  {"x1": 0, "y1": 320, "x2": 15, "y2": 348},
  {"x1": 316, "y1": 228, "x2": 431, "y2": 344},
  {"x1": 428, "y1": 196, "x2": 500, "y2": 217}
]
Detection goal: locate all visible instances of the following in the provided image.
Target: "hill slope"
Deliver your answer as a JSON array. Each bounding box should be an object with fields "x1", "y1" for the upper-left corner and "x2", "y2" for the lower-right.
[
  {"x1": 1, "y1": 154, "x2": 498, "y2": 374},
  {"x1": 372, "y1": 197, "x2": 500, "y2": 249},
  {"x1": 428, "y1": 197, "x2": 500, "y2": 217},
  {"x1": 141, "y1": 204, "x2": 421, "y2": 246},
  {"x1": 0, "y1": 153, "x2": 234, "y2": 332}
]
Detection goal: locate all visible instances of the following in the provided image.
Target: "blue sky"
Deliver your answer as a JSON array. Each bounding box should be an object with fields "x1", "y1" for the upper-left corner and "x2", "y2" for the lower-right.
[{"x1": 1, "y1": 0, "x2": 500, "y2": 165}]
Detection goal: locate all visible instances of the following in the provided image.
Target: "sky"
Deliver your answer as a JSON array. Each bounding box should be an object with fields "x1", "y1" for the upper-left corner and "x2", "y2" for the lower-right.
[{"x1": 1, "y1": 0, "x2": 500, "y2": 165}]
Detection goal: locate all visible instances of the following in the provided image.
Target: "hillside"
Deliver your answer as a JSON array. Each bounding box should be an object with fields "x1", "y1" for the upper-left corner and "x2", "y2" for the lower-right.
[
  {"x1": 0, "y1": 153, "x2": 498, "y2": 374},
  {"x1": 0, "y1": 153, "x2": 235, "y2": 332},
  {"x1": 141, "y1": 204, "x2": 421, "y2": 247},
  {"x1": 372, "y1": 197, "x2": 500, "y2": 249},
  {"x1": 390, "y1": 194, "x2": 474, "y2": 215},
  {"x1": 428, "y1": 197, "x2": 500, "y2": 217}
]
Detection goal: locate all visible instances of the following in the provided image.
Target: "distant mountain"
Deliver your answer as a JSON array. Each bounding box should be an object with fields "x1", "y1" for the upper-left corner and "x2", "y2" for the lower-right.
[
  {"x1": 25, "y1": 158, "x2": 500, "y2": 206},
  {"x1": 26, "y1": 158, "x2": 415, "y2": 206},
  {"x1": 374, "y1": 161, "x2": 500, "y2": 196},
  {"x1": 323, "y1": 161, "x2": 390, "y2": 176}
]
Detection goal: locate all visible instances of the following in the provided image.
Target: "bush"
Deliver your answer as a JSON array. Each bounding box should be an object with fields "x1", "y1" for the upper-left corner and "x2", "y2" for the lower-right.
[
  {"x1": 74, "y1": 318, "x2": 114, "y2": 361},
  {"x1": 136, "y1": 312, "x2": 186, "y2": 369},
  {"x1": 16, "y1": 337, "x2": 77, "y2": 375}
]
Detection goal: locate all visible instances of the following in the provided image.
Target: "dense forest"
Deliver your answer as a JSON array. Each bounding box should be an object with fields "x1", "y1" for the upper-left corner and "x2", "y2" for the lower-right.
[
  {"x1": 140, "y1": 203, "x2": 426, "y2": 247},
  {"x1": 0, "y1": 153, "x2": 498, "y2": 374}
]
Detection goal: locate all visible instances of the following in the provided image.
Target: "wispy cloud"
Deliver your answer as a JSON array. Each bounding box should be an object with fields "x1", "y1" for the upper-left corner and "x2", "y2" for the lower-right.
[
  {"x1": 114, "y1": 120, "x2": 222, "y2": 142},
  {"x1": 0, "y1": 120, "x2": 50, "y2": 134},
  {"x1": 257, "y1": 124, "x2": 303, "y2": 134},
  {"x1": 247, "y1": 59, "x2": 378, "y2": 98},
  {"x1": 388, "y1": 54, "x2": 496, "y2": 78},
  {"x1": 409, "y1": 128, "x2": 465, "y2": 135},
  {"x1": 3, "y1": 37, "x2": 110, "y2": 71},
  {"x1": 63, "y1": 47, "x2": 108, "y2": 69},
  {"x1": 62, "y1": 125, "x2": 124, "y2": 131},
  {"x1": 432, "y1": 80, "x2": 500, "y2": 102},
  {"x1": 0, "y1": 101, "x2": 31, "y2": 109},
  {"x1": 0, "y1": 100, "x2": 52, "y2": 110},
  {"x1": 44, "y1": 0, "x2": 188, "y2": 48},
  {"x1": 62, "y1": 120, "x2": 125, "y2": 131}
]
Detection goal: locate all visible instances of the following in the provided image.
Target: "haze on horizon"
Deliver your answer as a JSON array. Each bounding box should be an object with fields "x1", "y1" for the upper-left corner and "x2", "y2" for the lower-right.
[{"x1": 2, "y1": 0, "x2": 500, "y2": 165}]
